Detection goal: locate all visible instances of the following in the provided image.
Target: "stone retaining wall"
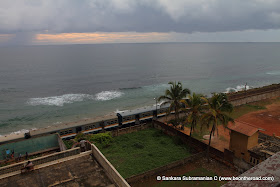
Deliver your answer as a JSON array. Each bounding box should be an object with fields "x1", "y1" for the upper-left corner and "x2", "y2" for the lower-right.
[
  {"x1": 0, "y1": 147, "x2": 80, "y2": 176},
  {"x1": 227, "y1": 83, "x2": 280, "y2": 106}
]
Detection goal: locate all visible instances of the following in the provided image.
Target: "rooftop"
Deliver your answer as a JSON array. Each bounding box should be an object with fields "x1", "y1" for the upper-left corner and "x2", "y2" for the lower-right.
[
  {"x1": 0, "y1": 153, "x2": 115, "y2": 187},
  {"x1": 227, "y1": 121, "x2": 263, "y2": 136},
  {"x1": 249, "y1": 133, "x2": 280, "y2": 159},
  {"x1": 222, "y1": 151, "x2": 280, "y2": 187}
]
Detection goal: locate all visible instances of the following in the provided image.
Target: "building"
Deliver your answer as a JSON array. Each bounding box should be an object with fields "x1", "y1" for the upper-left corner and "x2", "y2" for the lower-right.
[
  {"x1": 228, "y1": 120, "x2": 280, "y2": 166},
  {"x1": 228, "y1": 121, "x2": 262, "y2": 163},
  {"x1": 249, "y1": 132, "x2": 280, "y2": 165}
]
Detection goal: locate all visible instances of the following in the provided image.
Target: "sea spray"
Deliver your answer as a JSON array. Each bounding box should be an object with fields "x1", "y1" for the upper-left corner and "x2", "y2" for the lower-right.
[
  {"x1": 225, "y1": 84, "x2": 251, "y2": 93},
  {"x1": 95, "y1": 90, "x2": 123, "y2": 101}
]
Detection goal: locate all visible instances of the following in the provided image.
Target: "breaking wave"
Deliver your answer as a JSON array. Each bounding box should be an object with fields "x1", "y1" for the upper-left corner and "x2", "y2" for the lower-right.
[
  {"x1": 225, "y1": 84, "x2": 251, "y2": 93},
  {"x1": 27, "y1": 91, "x2": 124, "y2": 107},
  {"x1": 5, "y1": 128, "x2": 38, "y2": 136},
  {"x1": 114, "y1": 109, "x2": 129, "y2": 113},
  {"x1": 95, "y1": 90, "x2": 123, "y2": 101},
  {"x1": 266, "y1": 71, "x2": 280, "y2": 75},
  {"x1": 27, "y1": 94, "x2": 95, "y2": 107}
]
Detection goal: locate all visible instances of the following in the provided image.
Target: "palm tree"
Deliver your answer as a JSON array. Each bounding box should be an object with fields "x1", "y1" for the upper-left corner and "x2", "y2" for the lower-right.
[
  {"x1": 183, "y1": 93, "x2": 205, "y2": 138},
  {"x1": 201, "y1": 93, "x2": 234, "y2": 162},
  {"x1": 158, "y1": 81, "x2": 190, "y2": 129}
]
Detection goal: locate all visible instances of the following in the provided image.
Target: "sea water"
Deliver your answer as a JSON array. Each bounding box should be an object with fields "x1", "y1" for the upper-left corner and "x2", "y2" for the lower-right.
[{"x1": 0, "y1": 43, "x2": 280, "y2": 135}]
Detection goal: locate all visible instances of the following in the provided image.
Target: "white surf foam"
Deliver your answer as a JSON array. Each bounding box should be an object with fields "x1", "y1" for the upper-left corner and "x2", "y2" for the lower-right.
[
  {"x1": 225, "y1": 84, "x2": 251, "y2": 93},
  {"x1": 266, "y1": 71, "x2": 280, "y2": 75},
  {"x1": 0, "y1": 128, "x2": 38, "y2": 136},
  {"x1": 10, "y1": 129, "x2": 30, "y2": 135},
  {"x1": 27, "y1": 94, "x2": 95, "y2": 107},
  {"x1": 95, "y1": 90, "x2": 123, "y2": 101}
]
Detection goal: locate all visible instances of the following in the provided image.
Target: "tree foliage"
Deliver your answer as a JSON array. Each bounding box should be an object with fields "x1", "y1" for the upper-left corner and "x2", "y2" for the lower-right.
[
  {"x1": 201, "y1": 93, "x2": 234, "y2": 162},
  {"x1": 158, "y1": 81, "x2": 190, "y2": 129}
]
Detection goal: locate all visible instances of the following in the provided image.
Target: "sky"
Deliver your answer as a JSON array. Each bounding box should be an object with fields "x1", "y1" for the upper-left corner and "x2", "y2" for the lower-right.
[{"x1": 0, "y1": 0, "x2": 280, "y2": 45}]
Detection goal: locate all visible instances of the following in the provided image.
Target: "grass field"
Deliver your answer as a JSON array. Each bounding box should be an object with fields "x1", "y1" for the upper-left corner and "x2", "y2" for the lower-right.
[
  {"x1": 154, "y1": 168, "x2": 226, "y2": 187},
  {"x1": 95, "y1": 128, "x2": 191, "y2": 178},
  {"x1": 229, "y1": 96, "x2": 280, "y2": 119}
]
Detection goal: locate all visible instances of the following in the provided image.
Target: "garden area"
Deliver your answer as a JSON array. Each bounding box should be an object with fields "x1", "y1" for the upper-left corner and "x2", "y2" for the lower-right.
[
  {"x1": 95, "y1": 128, "x2": 191, "y2": 178},
  {"x1": 63, "y1": 128, "x2": 192, "y2": 178}
]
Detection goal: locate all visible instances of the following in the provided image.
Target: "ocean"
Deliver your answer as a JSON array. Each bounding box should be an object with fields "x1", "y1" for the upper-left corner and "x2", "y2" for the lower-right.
[{"x1": 0, "y1": 43, "x2": 280, "y2": 135}]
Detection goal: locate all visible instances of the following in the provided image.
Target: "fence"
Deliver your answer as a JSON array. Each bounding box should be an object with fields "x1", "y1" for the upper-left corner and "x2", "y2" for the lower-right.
[{"x1": 0, "y1": 147, "x2": 80, "y2": 176}]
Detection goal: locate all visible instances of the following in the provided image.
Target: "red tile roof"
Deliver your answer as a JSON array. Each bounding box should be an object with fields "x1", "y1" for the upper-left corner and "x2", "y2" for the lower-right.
[{"x1": 227, "y1": 121, "x2": 263, "y2": 136}]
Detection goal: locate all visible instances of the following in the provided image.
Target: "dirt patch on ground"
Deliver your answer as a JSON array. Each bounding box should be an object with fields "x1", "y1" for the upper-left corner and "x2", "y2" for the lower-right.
[
  {"x1": 202, "y1": 126, "x2": 230, "y2": 152},
  {"x1": 237, "y1": 102, "x2": 280, "y2": 136}
]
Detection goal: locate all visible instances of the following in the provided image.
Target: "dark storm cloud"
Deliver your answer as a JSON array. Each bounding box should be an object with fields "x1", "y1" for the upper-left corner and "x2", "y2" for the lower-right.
[{"x1": 0, "y1": 0, "x2": 280, "y2": 34}]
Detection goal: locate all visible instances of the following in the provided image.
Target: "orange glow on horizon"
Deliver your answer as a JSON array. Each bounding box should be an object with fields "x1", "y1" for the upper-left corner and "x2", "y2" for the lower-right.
[
  {"x1": 35, "y1": 32, "x2": 170, "y2": 44},
  {"x1": 0, "y1": 34, "x2": 14, "y2": 42}
]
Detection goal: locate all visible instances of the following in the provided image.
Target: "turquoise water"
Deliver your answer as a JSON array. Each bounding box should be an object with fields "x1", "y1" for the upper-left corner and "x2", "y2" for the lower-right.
[
  {"x1": 0, "y1": 134, "x2": 59, "y2": 160},
  {"x1": 0, "y1": 43, "x2": 280, "y2": 135}
]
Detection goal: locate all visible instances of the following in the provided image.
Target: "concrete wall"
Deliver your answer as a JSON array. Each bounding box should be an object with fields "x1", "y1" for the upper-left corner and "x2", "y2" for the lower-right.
[
  {"x1": 57, "y1": 134, "x2": 67, "y2": 151},
  {"x1": 229, "y1": 131, "x2": 259, "y2": 163},
  {"x1": 0, "y1": 147, "x2": 80, "y2": 176},
  {"x1": 91, "y1": 144, "x2": 130, "y2": 187},
  {"x1": 229, "y1": 131, "x2": 248, "y2": 160},
  {"x1": 228, "y1": 83, "x2": 280, "y2": 106},
  {"x1": 247, "y1": 133, "x2": 258, "y2": 150},
  {"x1": 153, "y1": 121, "x2": 223, "y2": 157},
  {"x1": 153, "y1": 120, "x2": 252, "y2": 173},
  {"x1": 126, "y1": 151, "x2": 205, "y2": 184}
]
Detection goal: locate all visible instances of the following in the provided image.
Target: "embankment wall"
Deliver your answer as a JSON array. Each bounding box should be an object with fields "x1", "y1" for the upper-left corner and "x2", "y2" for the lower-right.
[{"x1": 227, "y1": 83, "x2": 280, "y2": 106}]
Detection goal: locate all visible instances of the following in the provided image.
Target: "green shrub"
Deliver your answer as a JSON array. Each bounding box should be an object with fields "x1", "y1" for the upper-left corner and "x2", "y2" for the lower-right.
[
  {"x1": 74, "y1": 132, "x2": 87, "y2": 142},
  {"x1": 89, "y1": 132, "x2": 113, "y2": 147},
  {"x1": 63, "y1": 140, "x2": 75, "y2": 149}
]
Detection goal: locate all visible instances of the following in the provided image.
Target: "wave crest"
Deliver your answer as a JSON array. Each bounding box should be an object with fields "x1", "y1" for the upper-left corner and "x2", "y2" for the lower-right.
[
  {"x1": 95, "y1": 91, "x2": 123, "y2": 101},
  {"x1": 266, "y1": 71, "x2": 280, "y2": 75},
  {"x1": 27, "y1": 94, "x2": 94, "y2": 107},
  {"x1": 225, "y1": 85, "x2": 251, "y2": 93}
]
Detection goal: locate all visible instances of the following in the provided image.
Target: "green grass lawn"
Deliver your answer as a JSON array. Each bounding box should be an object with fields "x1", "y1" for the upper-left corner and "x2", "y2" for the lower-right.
[
  {"x1": 95, "y1": 128, "x2": 191, "y2": 178},
  {"x1": 154, "y1": 167, "x2": 227, "y2": 187}
]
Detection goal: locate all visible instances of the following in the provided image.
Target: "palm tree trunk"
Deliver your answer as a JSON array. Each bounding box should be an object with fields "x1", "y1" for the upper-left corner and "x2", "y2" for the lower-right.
[
  {"x1": 207, "y1": 127, "x2": 214, "y2": 163},
  {"x1": 189, "y1": 125, "x2": 193, "y2": 152}
]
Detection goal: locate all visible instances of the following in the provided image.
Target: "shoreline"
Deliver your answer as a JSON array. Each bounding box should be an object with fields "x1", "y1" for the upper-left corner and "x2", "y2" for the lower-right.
[
  {"x1": 0, "y1": 103, "x2": 157, "y2": 142},
  {"x1": 1, "y1": 82, "x2": 279, "y2": 143},
  {"x1": 0, "y1": 112, "x2": 117, "y2": 143}
]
